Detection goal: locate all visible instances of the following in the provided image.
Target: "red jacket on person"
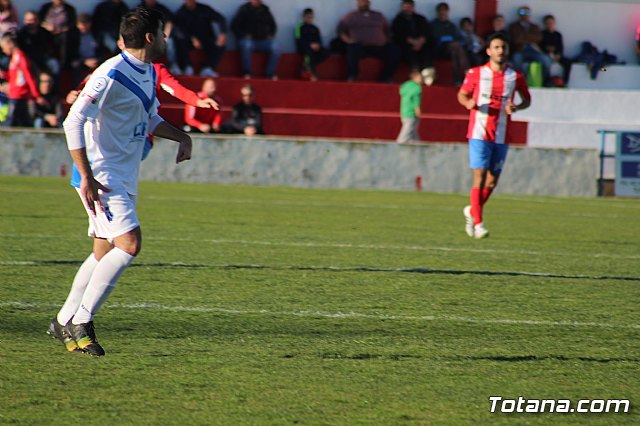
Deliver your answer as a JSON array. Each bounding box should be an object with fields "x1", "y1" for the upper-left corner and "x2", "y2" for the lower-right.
[
  {"x1": 184, "y1": 91, "x2": 223, "y2": 130},
  {"x1": 2, "y1": 48, "x2": 40, "y2": 100}
]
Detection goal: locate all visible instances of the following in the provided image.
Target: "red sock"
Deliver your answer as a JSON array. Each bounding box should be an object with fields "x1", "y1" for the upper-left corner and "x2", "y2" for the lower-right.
[
  {"x1": 481, "y1": 188, "x2": 493, "y2": 206},
  {"x1": 470, "y1": 188, "x2": 482, "y2": 224}
]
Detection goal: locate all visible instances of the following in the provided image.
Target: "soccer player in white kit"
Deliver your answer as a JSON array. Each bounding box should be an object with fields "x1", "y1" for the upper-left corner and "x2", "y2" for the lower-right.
[{"x1": 48, "y1": 7, "x2": 193, "y2": 356}]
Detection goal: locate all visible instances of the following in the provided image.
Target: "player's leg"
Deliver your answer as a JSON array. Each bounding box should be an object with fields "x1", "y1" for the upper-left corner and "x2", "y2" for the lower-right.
[
  {"x1": 483, "y1": 143, "x2": 509, "y2": 206},
  {"x1": 466, "y1": 139, "x2": 491, "y2": 235},
  {"x1": 69, "y1": 189, "x2": 141, "y2": 356}
]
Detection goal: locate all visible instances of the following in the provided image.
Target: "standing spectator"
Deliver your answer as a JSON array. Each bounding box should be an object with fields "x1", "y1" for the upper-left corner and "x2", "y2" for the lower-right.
[
  {"x1": 16, "y1": 11, "x2": 59, "y2": 76},
  {"x1": 295, "y1": 8, "x2": 330, "y2": 81},
  {"x1": 396, "y1": 70, "x2": 422, "y2": 144},
  {"x1": 0, "y1": 0, "x2": 18, "y2": 35},
  {"x1": 226, "y1": 84, "x2": 263, "y2": 135},
  {"x1": 173, "y1": 0, "x2": 227, "y2": 77},
  {"x1": 508, "y1": 5, "x2": 551, "y2": 84},
  {"x1": 0, "y1": 33, "x2": 45, "y2": 127},
  {"x1": 337, "y1": 0, "x2": 400, "y2": 82},
  {"x1": 457, "y1": 33, "x2": 530, "y2": 239},
  {"x1": 92, "y1": 0, "x2": 129, "y2": 55},
  {"x1": 232, "y1": 0, "x2": 280, "y2": 79},
  {"x1": 184, "y1": 78, "x2": 223, "y2": 133},
  {"x1": 39, "y1": 0, "x2": 77, "y2": 69},
  {"x1": 391, "y1": 0, "x2": 435, "y2": 86},
  {"x1": 68, "y1": 14, "x2": 103, "y2": 86},
  {"x1": 33, "y1": 71, "x2": 61, "y2": 128},
  {"x1": 430, "y1": 2, "x2": 469, "y2": 86},
  {"x1": 540, "y1": 14, "x2": 570, "y2": 86},
  {"x1": 459, "y1": 17, "x2": 484, "y2": 67}
]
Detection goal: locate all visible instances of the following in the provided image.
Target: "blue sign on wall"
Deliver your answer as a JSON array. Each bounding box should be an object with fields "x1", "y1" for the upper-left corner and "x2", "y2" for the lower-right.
[{"x1": 616, "y1": 133, "x2": 640, "y2": 196}]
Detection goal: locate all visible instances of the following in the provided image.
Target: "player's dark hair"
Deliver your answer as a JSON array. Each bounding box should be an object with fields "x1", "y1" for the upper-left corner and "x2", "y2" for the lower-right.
[
  {"x1": 487, "y1": 32, "x2": 508, "y2": 46},
  {"x1": 120, "y1": 7, "x2": 163, "y2": 49}
]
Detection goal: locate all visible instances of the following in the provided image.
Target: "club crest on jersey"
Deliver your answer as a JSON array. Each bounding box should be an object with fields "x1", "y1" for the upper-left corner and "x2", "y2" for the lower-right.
[{"x1": 92, "y1": 77, "x2": 107, "y2": 93}]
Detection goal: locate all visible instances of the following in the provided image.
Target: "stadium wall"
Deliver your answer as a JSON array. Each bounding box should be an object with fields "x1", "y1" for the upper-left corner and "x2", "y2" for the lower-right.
[{"x1": 0, "y1": 129, "x2": 598, "y2": 197}]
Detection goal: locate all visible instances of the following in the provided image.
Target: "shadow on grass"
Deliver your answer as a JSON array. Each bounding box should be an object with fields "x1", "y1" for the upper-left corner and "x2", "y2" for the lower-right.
[{"x1": 26, "y1": 260, "x2": 640, "y2": 282}]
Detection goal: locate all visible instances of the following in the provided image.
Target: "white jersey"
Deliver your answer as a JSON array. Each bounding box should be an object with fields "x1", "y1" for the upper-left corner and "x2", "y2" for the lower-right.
[{"x1": 64, "y1": 51, "x2": 160, "y2": 195}]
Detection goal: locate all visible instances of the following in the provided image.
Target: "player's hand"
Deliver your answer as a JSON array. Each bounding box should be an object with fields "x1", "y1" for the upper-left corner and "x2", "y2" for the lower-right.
[
  {"x1": 196, "y1": 97, "x2": 219, "y2": 110},
  {"x1": 176, "y1": 137, "x2": 192, "y2": 163},
  {"x1": 465, "y1": 98, "x2": 477, "y2": 110},
  {"x1": 80, "y1": 177, "x2": 111, "y2": 216},
  {"x1": 505, "y1": 100, "x2": 517, "y2": 115},
  {"x1": 66, "y1": 90, "x2": 80, "y2": 104}
]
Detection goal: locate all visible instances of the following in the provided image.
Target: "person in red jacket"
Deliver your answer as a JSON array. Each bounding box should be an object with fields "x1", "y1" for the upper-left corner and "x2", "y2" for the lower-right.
[
  {"x1": 184, "y1": 78, "x2": 223, "y2": 133},
  {"x1": 0, "y1": 33, "x2": 46, "y2": 126}
]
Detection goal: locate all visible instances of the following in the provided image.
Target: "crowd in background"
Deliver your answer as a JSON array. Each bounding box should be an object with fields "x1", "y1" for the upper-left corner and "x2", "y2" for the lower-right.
[{"x1": 0, "y1": 0, "x2": 617, "y2": 129}]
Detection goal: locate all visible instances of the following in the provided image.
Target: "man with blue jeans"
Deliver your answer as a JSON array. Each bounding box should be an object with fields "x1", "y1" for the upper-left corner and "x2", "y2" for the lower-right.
[
  {"x1": 231, "y1": 0, "x2": 280, "y2": 79},
  {"x1": 508, "y1": 6, "x2": 551, "y2": 85}
]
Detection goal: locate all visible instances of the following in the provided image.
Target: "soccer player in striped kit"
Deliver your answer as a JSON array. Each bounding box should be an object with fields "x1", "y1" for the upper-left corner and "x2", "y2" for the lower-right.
[{"x1": 457, "y1": 33, "x2": 531, "y2": 239}]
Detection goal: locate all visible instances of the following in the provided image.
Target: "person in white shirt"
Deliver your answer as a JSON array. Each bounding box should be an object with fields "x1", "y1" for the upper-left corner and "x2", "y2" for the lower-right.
[{"x1": 48, "y1": 7, "x2": 192, "y2": 357}]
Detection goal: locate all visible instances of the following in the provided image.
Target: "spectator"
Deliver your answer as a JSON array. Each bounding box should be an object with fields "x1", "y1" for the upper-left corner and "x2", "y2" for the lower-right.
[
  {"x1": 396, "y1": 70, "x2": 422, "y2": 144},
  {"x1": 508, "y1": 5, "x2": 551, "y2": 84},
  {"x1": 337, "y1": 0, "x2": 400, "y2": 82},
  {"x1": 0, "y1": 0, "x2": 18, "y2": 36},
  {"x1": 16, "y1": 11, "x2": 59, "y2": 76},
  {"x1": 485, "y1": 14, "x2": 509, "y2": 43},
  {"x1": 0, "y1": 33, "x2": 45, "y2": 127},
  {"x1": 184, "y1": 78, "x2": 223, "y2": 133},
  {"x1": 391, "y1": 0, "x2": 435, "y2": 86},
  {"x1": 541, "y1": 14, "x2": 571, "y2": 86},
  {"x1": 68, "y1": 13, "x2": 103, "y2": 87},
  {"x1": 460, "y1": 17, "x2": 484, "y2": 67},
  {"x1": 232, "y1": 0, "x2": 280, "y2": 79},
  {"x1": 295, "y1": 8, "x2": 330, "y2": 81},
  {"x1": 226, "y1": 84, "x2": 263, "y2": 135},
  {"x1": 430, "y1": 2, "x2": 469, "y2": 86},
  {"x1": 636, "y1": 25, "x2": 640, "y2": 64},
  {"x1": 33, "y1": 71, "x2": 61, "y2": 128},
  {"x1": 173, "y1": 0, "x2": 226, "y2": 77},
  {"x1": 38, "y1": 0, "x2": 77, "y2": 69},
  {"x1": 92, "y1": 0, "x2": 129, "y2": 55}
]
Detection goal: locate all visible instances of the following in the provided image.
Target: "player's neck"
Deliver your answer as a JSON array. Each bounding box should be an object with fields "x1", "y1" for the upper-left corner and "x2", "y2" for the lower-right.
[
  {"x1": 124, "y1": 48, "x2": 151, "y2": 64},
  {"x1": 488, "y1": 60, "x2": 506, "y2": 72}
]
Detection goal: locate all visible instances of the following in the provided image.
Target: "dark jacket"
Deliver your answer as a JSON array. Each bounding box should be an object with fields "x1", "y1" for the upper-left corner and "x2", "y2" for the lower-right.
[
  {"x1": 230, "y1": 102, "x2": 263, "y2": 133},
  {"x1": 541, "y1": 30, "x2": 564, "y2": 56},
  {"x1": 391, "y1": 12, "x2": 431, "y2": 47},
  {"x1": 174, "y1": 2, "x2": 227, "y2": 41},
  {"x1": 16, "y1": 26, "x2": 56, "y2": 72},
  {"x1": 38, "y1": 2, "x2": 77, "y2": 29},
  {"x1": 92, "y1": 0, "x2": 129, "y2": 38},
  {"x1": 295, "y1": 23, "x2": 322, "y2": 54},
  {"x1": 231, "y1": 3, "x2": 277, "y2": 40}
]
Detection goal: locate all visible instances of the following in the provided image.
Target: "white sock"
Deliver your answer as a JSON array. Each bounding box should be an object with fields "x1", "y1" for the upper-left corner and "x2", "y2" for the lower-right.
[
  {"x1": 72, "y1": 247, "x2": 135, "y2": 324},
  {"x1": 57, "y1": 253, "x2": 99, "y2": 326}
]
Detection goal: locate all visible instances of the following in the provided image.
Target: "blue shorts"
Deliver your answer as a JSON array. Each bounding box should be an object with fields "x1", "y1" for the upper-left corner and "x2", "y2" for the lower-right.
[{"x1": 469, "y1": 139, "x2": 509, "y2": 175}]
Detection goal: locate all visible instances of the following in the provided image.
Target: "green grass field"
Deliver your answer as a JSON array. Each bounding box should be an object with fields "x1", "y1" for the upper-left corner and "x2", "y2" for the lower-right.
[{"x1": 1, "y1": 176, "x2": 638, "y2": 425}]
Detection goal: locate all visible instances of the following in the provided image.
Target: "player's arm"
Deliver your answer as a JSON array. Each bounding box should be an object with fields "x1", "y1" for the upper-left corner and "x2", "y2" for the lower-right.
[
  {"x1": 506, "y1": 74, "x2": 532, "y2": 114},
  {"x1": 157, "y1": 64, "x2": 218, "y2": 109},
  {"x1": 150, "y1": 117, "x2": 192, "y2": 164},
  {"x1": 457, "y1": 88, "x2": 476, "y2": 110}
]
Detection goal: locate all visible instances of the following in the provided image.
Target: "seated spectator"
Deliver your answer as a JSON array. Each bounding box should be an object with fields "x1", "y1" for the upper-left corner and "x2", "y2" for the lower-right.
[
  {"x1": 637, "y1": 25, "x2": 640, "y2": 64},
  {"x1": 68, "y1": 13, "x2": 103, "y2": 86},
  {"x1": 295, "y1": 8, "x2": 330, "y2": 81},
  {"x1": 541, "y1": 14, "x2": 571, "y2": 86},
  {"x1": 92, "y1": 0, "x2": 129, "y2": 55},
  {"x1": 33, "y1": 71, "x2": 61, "y2": 128},
  {"x1": 430, "y1": 2, "x2": 469, "y2": 85},
  {"x1": 173, "y1": 0, "x2": 227, "y2": 77},
  {"x1": 16, "y1": 11, "x2": 59, "y2": 76},
  {"x1": 39, "y1": 0, "x2": 77, "y2": 69},
  {"x1": 0, "y1": 33, "x2": 45, "y2": 127},
  {"x1": 391, "y1": 0, "x2": 435, "y2": 86},
  {"x1": 485, "y1": 14, "x2": 509, "y2": 43},
  {"x1": 225, "y1": 84, "x2": 263, "y2": 135},
  {"x1": 184, "y1": 78, "x2": 223, "y2": 133},
  {"x1": 0, "y1": 0, "x2": 18, "y2": 35},
  {"x1": 232, "y1": 0, "x2": 280, "y2": 79},
  {"x1": 459, "y1": 17, "x2": 484, "y2": 67},
  {"x1": 337, "y1": 0, "x2": 400, "y2": 82},
  {"x1": 508, "y1": 5, "x2": 551, "y2": 84}
]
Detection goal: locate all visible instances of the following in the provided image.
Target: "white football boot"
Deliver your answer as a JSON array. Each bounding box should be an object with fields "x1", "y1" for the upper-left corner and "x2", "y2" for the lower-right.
[
  {"x1": 463, "y1": 205, "x2": 474, "y2": 237},
  {"x1": 474, "y1": 223, "x2": 490, "y2": 239}
]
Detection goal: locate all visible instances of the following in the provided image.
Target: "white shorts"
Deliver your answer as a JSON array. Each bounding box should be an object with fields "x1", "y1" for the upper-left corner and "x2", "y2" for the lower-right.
[{"x1": 76, "y1": 186, "x2": 139, "y2": 240}]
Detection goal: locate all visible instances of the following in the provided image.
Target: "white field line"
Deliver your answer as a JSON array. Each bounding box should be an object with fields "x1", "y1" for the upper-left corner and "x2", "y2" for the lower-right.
[
  {"x1": 0, "y1": 234, "x2": 638, "y2": 260},
  {"x1": 2, "y1": 301, "x2": 639, "y2": 330}
]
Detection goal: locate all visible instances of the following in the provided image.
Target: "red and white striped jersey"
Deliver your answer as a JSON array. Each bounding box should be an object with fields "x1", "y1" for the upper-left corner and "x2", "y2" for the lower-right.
[{"x1": 461, "y1": 63, "x2": 530, "y2": 144}]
